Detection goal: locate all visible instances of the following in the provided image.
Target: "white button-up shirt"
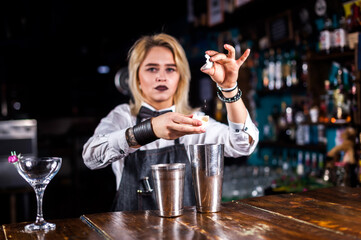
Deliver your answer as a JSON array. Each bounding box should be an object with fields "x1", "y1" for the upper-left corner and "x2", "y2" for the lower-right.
[{"x1": 82, "y1": 103, "x2": 259, "y2": 190}]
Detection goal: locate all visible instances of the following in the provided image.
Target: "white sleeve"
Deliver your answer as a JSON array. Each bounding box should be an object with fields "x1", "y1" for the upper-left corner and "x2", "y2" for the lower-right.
[
  {"x1": 82, "y1": 104, "x2": 136, "y2": 170},
  {"x1": 183, "y1": 111, "x2": 259, "y2": 158},
  {"x1": 226, "y1": 111, "x2": 259, "y2": 156}
]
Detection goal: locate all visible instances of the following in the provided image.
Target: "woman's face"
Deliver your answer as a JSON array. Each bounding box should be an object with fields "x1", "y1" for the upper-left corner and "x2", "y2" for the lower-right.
[{"x1": 138, "y1": 46, "x2": 180, "y2": 110}]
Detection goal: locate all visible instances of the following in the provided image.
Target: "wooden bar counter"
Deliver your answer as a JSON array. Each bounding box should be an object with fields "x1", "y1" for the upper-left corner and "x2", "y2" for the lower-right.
[{"x1": 2, "y1": 187, "x2": 361, "y2": 239}]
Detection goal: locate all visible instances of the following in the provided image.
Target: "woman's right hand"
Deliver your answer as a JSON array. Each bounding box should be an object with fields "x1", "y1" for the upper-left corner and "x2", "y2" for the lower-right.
[{"x1": 151, "y1": 112, "x2": 206, "y2": 140}]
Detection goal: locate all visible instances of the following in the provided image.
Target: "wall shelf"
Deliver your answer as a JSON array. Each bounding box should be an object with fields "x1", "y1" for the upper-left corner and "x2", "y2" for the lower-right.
[
  {"x1": 306, "y1": 50, "x2": 355, "y2": 62},
  {"x1": 259, "y1": 140, "x2": 327, "y2": 152}
]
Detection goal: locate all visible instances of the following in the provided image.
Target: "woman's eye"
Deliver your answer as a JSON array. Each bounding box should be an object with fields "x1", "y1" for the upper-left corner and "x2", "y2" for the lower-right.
[
  {"x1": 147, "y1": 68, "x2": 158, "y2": 72},
  {"x1": 166, "y1": 68, "x2": 176, "y2": 73}
]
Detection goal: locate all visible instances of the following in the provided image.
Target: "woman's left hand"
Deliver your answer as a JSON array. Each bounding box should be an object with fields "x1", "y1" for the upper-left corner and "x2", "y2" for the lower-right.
[{"x1": 201, "y1": 44, "x2": 250, "y2": 89}]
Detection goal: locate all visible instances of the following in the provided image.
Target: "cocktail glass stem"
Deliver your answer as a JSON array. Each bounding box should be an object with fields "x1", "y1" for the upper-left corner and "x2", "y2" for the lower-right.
[{"x1": 34, "y1": 184, "x2": 47, "y2": 226}]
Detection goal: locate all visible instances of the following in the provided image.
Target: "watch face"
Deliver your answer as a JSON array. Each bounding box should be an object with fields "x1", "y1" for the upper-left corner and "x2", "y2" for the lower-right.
[{"x1": 315, "y1": 0, "x2": 327, "y2": 17}]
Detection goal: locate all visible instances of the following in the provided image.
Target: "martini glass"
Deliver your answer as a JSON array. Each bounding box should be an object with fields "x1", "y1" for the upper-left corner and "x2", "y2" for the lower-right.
[{"x1": 15, "y1": 157, "x2": 62, "y2": 232}]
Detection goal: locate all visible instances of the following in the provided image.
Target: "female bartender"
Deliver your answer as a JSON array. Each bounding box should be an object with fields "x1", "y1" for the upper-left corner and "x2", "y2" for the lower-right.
[{"x1": 82, "y1": 33, "x2": 259, "y2": 211}]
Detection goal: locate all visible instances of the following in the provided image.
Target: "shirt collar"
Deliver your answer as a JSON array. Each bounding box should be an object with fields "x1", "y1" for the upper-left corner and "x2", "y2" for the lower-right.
[{"x1": 141, "y1": 102, "x2": 175, "y2": 112}]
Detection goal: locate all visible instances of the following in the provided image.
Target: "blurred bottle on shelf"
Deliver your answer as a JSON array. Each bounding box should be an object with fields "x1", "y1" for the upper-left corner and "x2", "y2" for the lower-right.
[
  {"x1": 268, "y1": 49, "x2": 275, "y2": 90},
  {"x1": 319, "y1": 17, "x2": 333, "y2": 54},
  {"x1": 282, "y1": 51, "x2": 292, "y2": 88},
  {"x1": 290, "y1": 50, "x2": 299, "y2": 86},
  {"x1": 333, "y1": 16, "x2": 349, "y2": 52},
  {"x1": 346, "y1": 2, "x2": 361, "y2": 33},
  {"x1": 262, "y1": 51, "x2": 270, "y2": 89},
  {"x1": 296, "y1": 151, "x2": 304, "y2": 177},
  {"x1": 260, "y1": 48, "x2": 305, "y2": 91},
  {"x1": 275, "y1": 48, "x2": 283, "y2": 90}
]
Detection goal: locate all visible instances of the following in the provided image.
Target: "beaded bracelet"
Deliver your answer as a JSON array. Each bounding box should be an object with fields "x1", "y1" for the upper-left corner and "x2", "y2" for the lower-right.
[
  {"x1": 216, "y1": 87, "x2": 242, "y2": 103},
  {"x1": 216, "y1": 83, "x2": 238, "y2": 92}
]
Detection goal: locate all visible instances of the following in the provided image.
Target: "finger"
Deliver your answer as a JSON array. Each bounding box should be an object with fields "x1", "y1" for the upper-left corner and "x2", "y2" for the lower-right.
[
  {"x1": 209, "y1": 53, "x2": 228, "y2": 63},
  {"x1": 172, "y1": 124, "x2": 206, "y2": 134},
  {"x1": 224, "y1": 44, "x2": 236, "y2": 59},
  {"x1": 173, "y1": 114, "x2": 202, "y2": 126},
  {"x1": 236, "y1": 49, "x2": 251, "y2": 66},
  {"x1": 200, "y1": 65, "x2": 215, "y2": 76},
  {"x1": 205, "y1": 50, "x2": 219, "y2": 57}
]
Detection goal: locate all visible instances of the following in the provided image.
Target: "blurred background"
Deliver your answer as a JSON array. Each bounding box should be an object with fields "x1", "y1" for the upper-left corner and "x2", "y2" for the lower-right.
[{"x1": 1, "y1": 0, "x2": 361, "y2": 224}]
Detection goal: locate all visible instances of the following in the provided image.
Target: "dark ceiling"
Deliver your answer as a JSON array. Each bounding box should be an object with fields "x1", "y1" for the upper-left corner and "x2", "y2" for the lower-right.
[{"x1": 0, "y1": 0, "x2": 188, "y2": 118}]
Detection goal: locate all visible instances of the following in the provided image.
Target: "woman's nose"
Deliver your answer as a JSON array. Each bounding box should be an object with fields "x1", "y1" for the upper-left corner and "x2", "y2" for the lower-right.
[{"x1": 156, "y1": 70, "x2": 166, "y2": 81}]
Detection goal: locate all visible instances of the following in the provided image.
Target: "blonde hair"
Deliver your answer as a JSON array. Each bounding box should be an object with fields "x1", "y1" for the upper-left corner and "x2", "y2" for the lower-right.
[{"x1": 128, "y1": 33, "x2": 196, "y2": 116}]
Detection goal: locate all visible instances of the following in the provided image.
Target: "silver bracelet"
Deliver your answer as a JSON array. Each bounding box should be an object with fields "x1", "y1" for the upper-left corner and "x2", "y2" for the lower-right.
[{"x1": 216, "y1": 83, "x2": 238, "y2": 92}]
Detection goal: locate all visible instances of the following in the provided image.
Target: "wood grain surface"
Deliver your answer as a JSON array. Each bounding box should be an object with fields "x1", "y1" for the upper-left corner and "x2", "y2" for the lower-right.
[{"x1": 2, "y1": 187, "x2": 361, "y2": 240}]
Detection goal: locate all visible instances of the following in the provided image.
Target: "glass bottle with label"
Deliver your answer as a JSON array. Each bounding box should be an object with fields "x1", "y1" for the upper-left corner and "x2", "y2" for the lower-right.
[
  {"x1": 319, "y1": 18, "x2": 333, "y2": 54},
  {"x1": 333, "y1": 17, "x2": 348, "y2": 52},
  {"x1": 268, "y1": 49, "x2": 275, "y2": 90}
]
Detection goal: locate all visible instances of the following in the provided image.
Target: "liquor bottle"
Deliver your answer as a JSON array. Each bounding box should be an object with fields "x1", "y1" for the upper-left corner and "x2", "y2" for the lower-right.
[
  {"x1": 283, "y1": 51, "x2": 292, "y2": 88},
  {"x1": 319, "y1": 93, "x2": 328, "y2": 123},
  {"x1": 263, "y1": 115, "x2": 272, "y2": 140},
  {"x1": 278, "y1": 102, "x2": 287, "y2": 128},
  {"x1": 328, "y1": 61, "x2": 340, "y2": 90},
  {"x1": 348, "y1": 3, "x2": 361, "y2": 33},
  {"x1": 342, "y1": 67, "x2": 350, "y2": 92},
  {"x1": 333, "y1": 17, "x2": 348, "y2": 52},
  {"x1": 318, "y1": 153, "x2": 324, "y2": 170},
  {"x1": 290, "y1": 50, "x2": 299, "y2": 86},
  {"x1": 271, "y1": 149, "x2": 278, "y2": 168},
  {"x1": 268, "y1": 49, "x2": 275, "y2": 90},
  {"x1": 262, "y1": 51, "x2": 270, "y2": 89},
  {"x1": 300, "y1": 52, "x2": 308, "y2": 88},
  {"x1": 333, "y1": 88, "x2": 344, "y2": 120},
  {"x1": 310, "y1": 152, "x2": 318, "y2": 177},
  {"x1": 286, "y1": 105, "x2": 293, "y2": 125},
  {"x1": 304, "y1": 152, "x2": 311, "y2": 176},
  {"x1": 278, "y1": 102, "x2": 294, "y2": 142},
  {"x1": 275, "y1": 48, "x2": 283, "y2": 90},
  {"x1": 351, "y1": 73, "x2": 359, "y2": 124},
  {"x1": 283, "y1": 150, "x2": 292, "y2": 174},
  {"x1": 296, "y1": 151, "x2": 304, "y2": 176},
  {"x1": 264, "y1": 115, "x2": 277, "y2": 141},
  {"x1": 319, "y1": 17, "x2": 333, "y2": 54}
]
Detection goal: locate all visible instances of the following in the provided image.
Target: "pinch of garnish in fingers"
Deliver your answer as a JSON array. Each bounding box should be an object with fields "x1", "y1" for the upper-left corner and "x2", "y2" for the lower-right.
[
  {"x1": 202, "y1": 54, "x2": 213, "y2": 70},
  {"x1": 192, "y1": 114, "x2": 209, "y2": 128}
]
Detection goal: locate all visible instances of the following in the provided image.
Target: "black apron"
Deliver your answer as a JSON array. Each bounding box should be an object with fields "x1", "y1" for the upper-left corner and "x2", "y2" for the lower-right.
[{"x1": 112, "y1": 116, "x2": 196, "y2": 211}]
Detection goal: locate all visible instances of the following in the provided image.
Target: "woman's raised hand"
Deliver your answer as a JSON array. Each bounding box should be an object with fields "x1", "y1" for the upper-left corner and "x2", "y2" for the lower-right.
[{"x1": 201, "y1": 44, "x2": 250, "y2": 89}]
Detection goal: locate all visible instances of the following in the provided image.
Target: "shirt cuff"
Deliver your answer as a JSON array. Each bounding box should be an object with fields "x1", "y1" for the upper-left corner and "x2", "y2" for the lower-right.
[
  {"x1": 228, "y1": 120, "x2": 245, "y2": 134},
  {"x1": 227, "y1": 111, "x2": 257, "y2": 143},
  {"x1": 108, "y1": 129, "x2": 137, "y2": 156}
]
